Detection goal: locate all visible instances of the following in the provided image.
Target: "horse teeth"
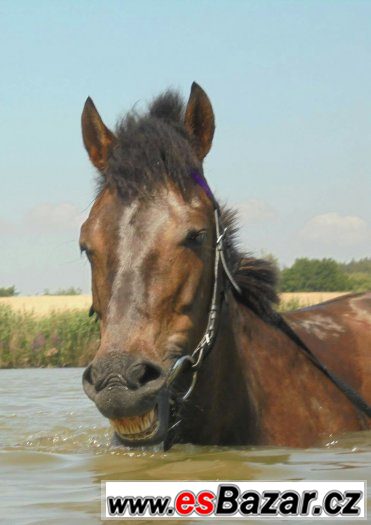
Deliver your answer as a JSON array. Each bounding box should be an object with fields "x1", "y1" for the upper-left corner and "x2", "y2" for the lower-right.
[{"x1": 111, "y1": 407, "x2": 158, "y2": 438}]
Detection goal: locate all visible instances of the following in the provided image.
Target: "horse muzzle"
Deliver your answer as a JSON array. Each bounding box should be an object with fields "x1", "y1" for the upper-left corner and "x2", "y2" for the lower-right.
[{"x1": 82, "y1": 352, "x2": 169, "y2": 446}]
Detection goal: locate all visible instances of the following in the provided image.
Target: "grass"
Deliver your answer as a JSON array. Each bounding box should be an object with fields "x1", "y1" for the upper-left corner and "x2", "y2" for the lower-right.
[
  {"x1": 278, "y1": 298, "x2": 303, "y2": 312},
  {"x1": 0, "y1": 304, "x2": 99, "y2": 368},
  {"x1": 0, "y1": 291, "x2": 352, "y2": 368}
]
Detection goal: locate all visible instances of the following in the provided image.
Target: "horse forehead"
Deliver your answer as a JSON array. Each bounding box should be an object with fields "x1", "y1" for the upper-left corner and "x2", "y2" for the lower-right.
[
  {"x1": 119, "y1": 188, "x2": 208, "y2": 231},
  {"x1": 83, "y1": 184, "x2": 210, "y2": 250},
  {"x1": 156, "y1": 186, "x2": 213, "y2": 227}
]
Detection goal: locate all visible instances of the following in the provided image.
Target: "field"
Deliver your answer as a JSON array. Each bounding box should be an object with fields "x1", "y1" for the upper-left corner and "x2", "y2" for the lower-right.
[
  {"x1": 0, "y1": 292, "x2": 349, "y2": 316},
  {"x1": 279, "y1": 291, "x2": 349, "y2": 311},
  {"x1": 0, "y1": 292, "x2": 350, "y2": 368},
  {"x1": 0, "y1": 295, "x2": 92, "y2": 315}
]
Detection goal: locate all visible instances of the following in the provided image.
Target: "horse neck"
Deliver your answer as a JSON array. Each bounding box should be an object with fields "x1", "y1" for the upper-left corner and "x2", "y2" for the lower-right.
[
  {"x1": 183, "y1": 291, "x2": 363, "y2": 447},
  {"x1": 181, "y1": 292, "x2": 260, "y2": 445}
]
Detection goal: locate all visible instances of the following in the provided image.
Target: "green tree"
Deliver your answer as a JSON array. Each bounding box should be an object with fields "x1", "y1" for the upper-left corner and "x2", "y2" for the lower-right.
[
  {"x1": 0, "y1": 286, "x2": 18, "y2": 297},
  {"x1": 280, "y1": 258, "x2": 352, "y2": 292},
  {"x1": 346, "y1": 273, "x2": 371, "y2": 292},
  {"x1": 338, "y1": 258, "x2": 371, "y2": 292},
  {"x1": 339, "y1": 258, "x2": 371, "y2": 274},
  {"x1": 43, "y1": 287, "x2": 82, "y2": 296}
]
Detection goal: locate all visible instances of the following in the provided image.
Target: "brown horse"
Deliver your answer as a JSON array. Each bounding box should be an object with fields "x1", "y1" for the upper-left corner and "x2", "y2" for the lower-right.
[{"x1": 80, "y1": 83, "x2": 371, "y2": 449}]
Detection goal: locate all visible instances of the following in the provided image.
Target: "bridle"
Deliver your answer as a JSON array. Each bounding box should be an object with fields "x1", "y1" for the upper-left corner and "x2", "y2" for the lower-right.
[
  {"x1": 164, "y1": 183, "x2": 371, "y2": 449},
  {"x1": 166, "y1": 207, "x2": 235, "y2": 402},
  {"x1": 164, "y1": 205, "x2": 232, "y2": 447}
]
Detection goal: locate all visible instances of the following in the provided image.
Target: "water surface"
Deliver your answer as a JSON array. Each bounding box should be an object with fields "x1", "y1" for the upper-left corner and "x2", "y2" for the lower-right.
[{"x1": 1, "y1": 368, "x2": 370, "y2": 524}]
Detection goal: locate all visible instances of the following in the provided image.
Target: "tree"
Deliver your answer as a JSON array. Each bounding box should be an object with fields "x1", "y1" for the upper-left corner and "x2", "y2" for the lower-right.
[
  {"x1": 338, "y1": 258, "x2": 371, "y2": 292},
  {"x1": 0, "y1": 286, "x2": 18, "y2": 297},
  {"x1": 339, "y1": 258, "x2": 371, "y2": 274},
  {"x1": 280, "y1": 258, "x2": 352, "y2": 292},
  {"x1": 43, "y1": 287, "x2": 82, "y2": 296}
]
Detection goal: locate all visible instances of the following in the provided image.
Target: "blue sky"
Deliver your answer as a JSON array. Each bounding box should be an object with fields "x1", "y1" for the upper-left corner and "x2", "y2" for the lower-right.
[{"x1": 1, "y1": 1, "x2": 370, "y2": 294}]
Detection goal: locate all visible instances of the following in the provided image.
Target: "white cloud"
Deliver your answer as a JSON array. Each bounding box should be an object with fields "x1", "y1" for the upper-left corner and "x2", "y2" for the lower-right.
[
  {"x1": 300, "y1": 212, "x2": 369, "y2": 245},
  {"x1": 235, "y1": 199, "x2": 277, "y2": 224},
  {"x1": 23, "y1": 202, "x2": 85, "y2": 233}
]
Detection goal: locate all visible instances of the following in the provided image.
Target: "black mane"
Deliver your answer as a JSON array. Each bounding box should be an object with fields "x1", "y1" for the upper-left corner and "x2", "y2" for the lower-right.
[
  {"x1": 221, "y1": 207, "x2": 279, "y2": 323},
  {"x1": 100, "y1": 90, "x2": 279, "y2": 322},
  {"x1": 101, "y1": 91, "x2": 200, "y2": 203}
]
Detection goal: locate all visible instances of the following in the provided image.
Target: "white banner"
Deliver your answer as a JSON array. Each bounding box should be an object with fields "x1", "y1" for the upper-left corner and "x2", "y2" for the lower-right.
[{"x1": 102, "y1": 480, "x2": 366, "y2": 520}]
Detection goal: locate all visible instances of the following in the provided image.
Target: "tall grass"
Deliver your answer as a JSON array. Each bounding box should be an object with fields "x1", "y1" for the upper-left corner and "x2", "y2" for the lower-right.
[
  {"x1": 0, "y1": 305, "x2": 99, "y2": 368},
  {"x1": 278, "y1": 298, "x2": 303, "y2": 312},
  {"x1": 0, "y1": 293, "x2": 344, "y2": 367}
]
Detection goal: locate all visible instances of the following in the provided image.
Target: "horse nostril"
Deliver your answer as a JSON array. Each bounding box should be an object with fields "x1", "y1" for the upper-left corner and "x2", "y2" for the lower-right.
[
  {"x1": 82, "y1": 363, "x2": 98, "y2": 401},
  {"x1": 82, "y1": 363, "x2": 93, "y2": 384},
  {"x1": 139, "y1": 363, "x2": 161, "y2": 385},
  {"x1": 127, "y1": 360, "x2": 162, "y2": 388}
]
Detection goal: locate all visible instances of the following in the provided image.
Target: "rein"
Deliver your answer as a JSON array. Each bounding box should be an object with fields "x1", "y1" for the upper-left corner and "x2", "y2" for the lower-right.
[
  {"x1": 164, "y1": 191, "x2": 371, "y2": 448},
  {"x1": 275, "y1": 315, "x2": 371, "y2": 418}
]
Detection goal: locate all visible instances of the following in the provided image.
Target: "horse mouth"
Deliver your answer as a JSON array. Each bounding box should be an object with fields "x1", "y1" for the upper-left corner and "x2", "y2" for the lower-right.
[{"x1": 110, "y1": 406, "x2": 160, "y2": 443}]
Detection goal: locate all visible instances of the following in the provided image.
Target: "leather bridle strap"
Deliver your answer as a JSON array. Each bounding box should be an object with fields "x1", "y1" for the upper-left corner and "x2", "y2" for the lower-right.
[
  {"x1": 166, "y1": 207, "x2": 229, "y2": 401},
  {"x1": 275, "y1": 313, "x2": 371, "y2": 418}
]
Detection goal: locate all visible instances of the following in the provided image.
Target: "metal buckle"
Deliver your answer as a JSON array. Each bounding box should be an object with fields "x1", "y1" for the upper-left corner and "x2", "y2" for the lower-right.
[
  {"x1": 166, "y1": 355, "x2": 194, "y2": 387},
  {"x1": 181, "y1": 370, "x2": 198, "y2": 401},
  {"x1": 191, "y1": 345, "x2": 205, "y2": 370},
  {"x1": 166, "y1": 354, "x2": 199, "y2": 402},
  {"x1": 216, "y1": 227, "x2": 227, "y2": 247}
]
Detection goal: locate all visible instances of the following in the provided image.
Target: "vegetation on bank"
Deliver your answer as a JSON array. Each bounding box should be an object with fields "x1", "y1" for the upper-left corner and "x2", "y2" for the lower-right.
[
  {"x1": 0, "y1": 295, "x2": 344, "y2": 368},
  {"x1": 0, "y1": 305, "x2": 99, "y2": 368},
  {"x1": 0, "y1": 255, "x2": 370, "y2": 368}
]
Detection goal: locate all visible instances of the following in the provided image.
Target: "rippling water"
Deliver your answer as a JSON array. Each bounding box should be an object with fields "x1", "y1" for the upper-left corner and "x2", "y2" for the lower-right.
[{"x1": 1, "y1": 368, "x2": 371, "y2": 524}]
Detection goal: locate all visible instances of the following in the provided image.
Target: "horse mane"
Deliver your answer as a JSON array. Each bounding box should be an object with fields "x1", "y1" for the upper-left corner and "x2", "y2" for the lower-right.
[
  {"x1": 221, "y1": 207, "x2": 280, "y2": 323},
  {"x1": 100, "y1": 91, "x2": 199, "y2": 202},
  {"x1": 100, "y1": 89, "x2": 280, "y2": 324}
]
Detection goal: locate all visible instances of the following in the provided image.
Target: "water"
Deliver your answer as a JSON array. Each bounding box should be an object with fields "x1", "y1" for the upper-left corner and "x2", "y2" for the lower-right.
[{"x1": 0, "y1": 368, "x2": 370, "y2": 524}]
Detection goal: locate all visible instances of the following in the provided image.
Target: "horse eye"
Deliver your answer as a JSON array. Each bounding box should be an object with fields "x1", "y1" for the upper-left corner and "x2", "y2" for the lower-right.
[
  {"x1": 89, "y1": 305, "x2": 100, "y2": 322},
  {"x1": 80, "y1": 244, "x2": 94, "y2": 259},
  {"x1": 184, "y1": 229, "x2": 207, "y2": 246}
]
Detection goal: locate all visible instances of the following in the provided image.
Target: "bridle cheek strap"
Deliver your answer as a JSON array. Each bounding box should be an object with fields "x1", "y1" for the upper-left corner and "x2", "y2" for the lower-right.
[{"x1": 166, "y1": 207, "x2": 238, "y2": 402}]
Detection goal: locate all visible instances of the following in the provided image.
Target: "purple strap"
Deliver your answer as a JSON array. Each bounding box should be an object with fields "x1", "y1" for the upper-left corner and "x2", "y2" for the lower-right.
[{"x1": 190, "y1": 170, "x2": 213, "y2": 200}]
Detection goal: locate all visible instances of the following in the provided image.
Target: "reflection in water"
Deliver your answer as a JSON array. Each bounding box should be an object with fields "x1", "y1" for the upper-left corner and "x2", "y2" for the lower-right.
[{"x1": 0, "y1": 368, "x2": 370, "y2": 524}]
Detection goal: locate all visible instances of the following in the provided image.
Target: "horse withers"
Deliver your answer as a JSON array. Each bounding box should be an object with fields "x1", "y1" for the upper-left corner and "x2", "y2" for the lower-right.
[{"x1": 80, "y1": 83, "x2": 371, "y2": 449}]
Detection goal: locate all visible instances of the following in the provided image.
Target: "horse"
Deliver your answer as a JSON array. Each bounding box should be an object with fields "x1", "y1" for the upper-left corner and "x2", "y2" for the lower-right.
[{"x1": 80, "y1": 82, "x2": 371, "y2": 449}]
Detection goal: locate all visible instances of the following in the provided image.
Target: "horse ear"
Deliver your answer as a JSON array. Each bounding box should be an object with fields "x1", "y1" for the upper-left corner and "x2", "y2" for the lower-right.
[
  {"x1": 81, "y1": 97, "x2": 117, "y2": 172},
  {"x1": 184, "y1": 82, "x2": 215, "y2": 161}
]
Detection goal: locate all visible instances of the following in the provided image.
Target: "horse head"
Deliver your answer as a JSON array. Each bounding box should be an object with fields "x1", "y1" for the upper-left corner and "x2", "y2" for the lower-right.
[{"x1": 80, "y1": 84, "x2": 218, "y2": 446}]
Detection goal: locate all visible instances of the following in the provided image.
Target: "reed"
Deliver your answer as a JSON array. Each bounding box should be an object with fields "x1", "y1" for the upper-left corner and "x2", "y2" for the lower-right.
[
  {"x1": 0, "y1": 305, "x2": 99, "y2": 368},
  {"x1": 0, "y1": 291, "x2": 348, "y2": 367}
]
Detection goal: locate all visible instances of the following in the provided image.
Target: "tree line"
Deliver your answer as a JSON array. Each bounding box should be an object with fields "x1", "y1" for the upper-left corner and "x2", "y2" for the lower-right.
[
  {"x1": 1, "y1": 258, "x2": 370, "y2": 296},
  {"x1": 0, "y1": 286, "x2": 82, "y2": 297},
  {"x1": 279, "y1": 257, "x2": 371, "y2": 292}
]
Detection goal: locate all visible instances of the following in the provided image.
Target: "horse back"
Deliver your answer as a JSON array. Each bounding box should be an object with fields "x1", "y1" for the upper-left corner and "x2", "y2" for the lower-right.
[{"x1": 284, "y1": 292, "x2": 371, "y2": 404}]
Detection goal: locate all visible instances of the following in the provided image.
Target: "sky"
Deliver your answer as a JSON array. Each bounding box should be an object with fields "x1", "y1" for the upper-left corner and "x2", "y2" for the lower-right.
[{"x1": 1, "y1": 0, "x2": 370, "y2": 295}]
